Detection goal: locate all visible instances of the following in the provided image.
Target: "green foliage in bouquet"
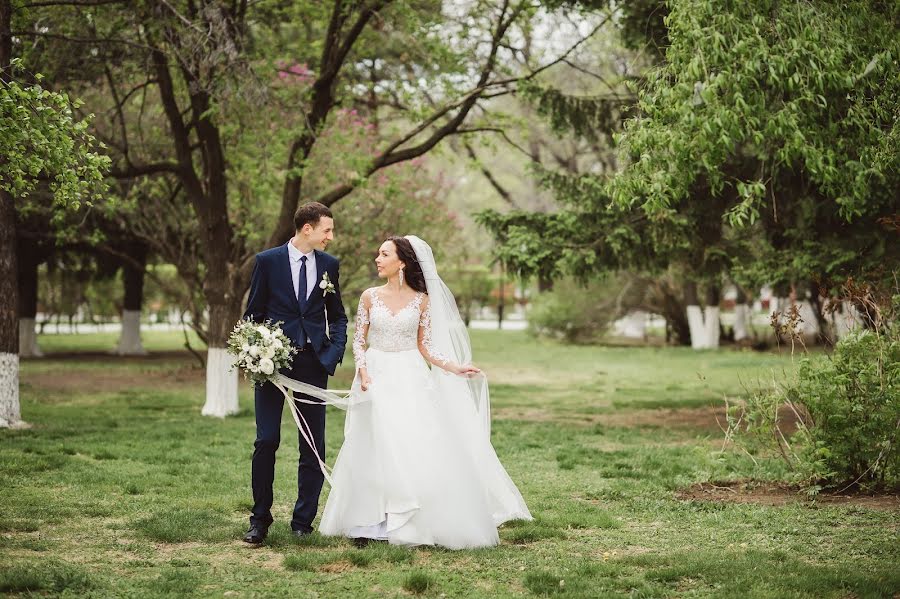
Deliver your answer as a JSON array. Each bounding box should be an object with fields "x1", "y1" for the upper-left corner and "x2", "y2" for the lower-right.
[{"x1": 227, "y1": 320, "x2": 297, "y2": 386}]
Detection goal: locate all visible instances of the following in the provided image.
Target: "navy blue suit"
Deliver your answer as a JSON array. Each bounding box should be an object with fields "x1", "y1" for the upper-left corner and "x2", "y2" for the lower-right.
[{"x1": 243, "y1": 244, "x2": 348, "y2": 532}]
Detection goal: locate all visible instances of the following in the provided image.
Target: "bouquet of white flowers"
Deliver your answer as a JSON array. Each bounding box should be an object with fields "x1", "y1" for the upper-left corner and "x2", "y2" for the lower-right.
[{"x1": 227, "y1": 319, "x2": 297, "y2": 385}]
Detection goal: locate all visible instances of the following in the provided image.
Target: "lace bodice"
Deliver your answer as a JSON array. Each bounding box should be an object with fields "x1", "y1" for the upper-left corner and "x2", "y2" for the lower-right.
[
  {"x1": 368, "y1": 290, "x2": 424, "y2": 352},
  {"x1": 353, "y1": 288, "x2": 450, "y2": 370}
]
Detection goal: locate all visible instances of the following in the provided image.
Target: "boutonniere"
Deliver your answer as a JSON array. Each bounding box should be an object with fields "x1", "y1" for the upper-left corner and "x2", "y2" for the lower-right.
[{"x1": 319, "y1": 272, "x2": 336, "y2": 295}]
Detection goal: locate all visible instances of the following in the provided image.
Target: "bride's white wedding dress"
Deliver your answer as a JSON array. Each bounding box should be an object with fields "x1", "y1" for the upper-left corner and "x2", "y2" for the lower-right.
[{"x1": 318, "y1": 286, "x2": 532, "y2": 549}]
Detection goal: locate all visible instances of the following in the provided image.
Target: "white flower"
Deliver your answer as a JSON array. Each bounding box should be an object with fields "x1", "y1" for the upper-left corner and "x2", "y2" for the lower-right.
[
  {"x1": 227, "y1": 319, "x2": 295, "y2": 384},
  {"x1": 319, "y1": 272, "x2": 336, "y2": 295},
  {"x1": 259, "y1": 358, "x2": 275, "y2": 375}
]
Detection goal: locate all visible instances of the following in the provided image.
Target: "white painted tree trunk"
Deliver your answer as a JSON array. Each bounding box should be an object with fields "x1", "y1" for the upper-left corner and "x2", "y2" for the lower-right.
[
  {"x1": 770, "y1": 297, "x2": 786, "y2": 325},
  {"x1": 18, "y1": 318, "x2": 43, "y2": 357},
  {"x1": 703, "y1": 306, "x2": 721, "y2": 349},
  {"x1": 618, "y1": 310, "x2": 648, "y2": 338},
  {"x1": 0, "y1": 352, "x2": 27, "y2": 428},
  {"x1": 829, "y1": 301, "x2": 862, "y2": 340},
  {"x1": 733, "y1": 304, "x2": 751, "y2": 341},
  {"x1": 114, "y1": 310, "x2": 147, "y2": 355},
  {"x1": 687, "y1": 305, "x2": 706, "y2": 349},
  {"x1": 796, "y1": 300, "x2": 820, "y2": 336},
  {"x1": 687, "y1": 305, "x2": 720, "y2": 349},
  {"x1": 201, "y1": 347, "x2": 239, "y2": 418}
]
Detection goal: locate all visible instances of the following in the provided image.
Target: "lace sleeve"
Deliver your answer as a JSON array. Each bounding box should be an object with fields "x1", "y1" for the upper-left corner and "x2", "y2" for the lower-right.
[
  {"x1": 353, "y1": 290, "x2": 370, "y2": 370},
  {"x1": 417, "y1": 296, "x2": 452, "y2": 369}
]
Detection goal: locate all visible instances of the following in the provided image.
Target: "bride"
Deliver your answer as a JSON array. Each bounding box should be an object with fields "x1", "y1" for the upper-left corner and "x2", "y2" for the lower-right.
[{"x1": 318, "y1": 235, "x2": 532, "y2": 548}]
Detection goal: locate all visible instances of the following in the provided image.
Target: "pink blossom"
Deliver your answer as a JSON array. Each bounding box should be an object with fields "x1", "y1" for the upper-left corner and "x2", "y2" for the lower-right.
[{"x1": 277, "y1": 62, "x2": 313, "y2": 83}]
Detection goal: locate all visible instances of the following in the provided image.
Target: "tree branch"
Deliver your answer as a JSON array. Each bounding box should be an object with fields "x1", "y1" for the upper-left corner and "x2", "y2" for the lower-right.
[
  {"x1": 10, "y1": 30, "x2": 155, "y2": 52},
  {"x1": 150, "y1": 47, "x2": 205, "y2": 212},
  {"x1": 19, "y1": 0, "x2": 126, "y2": 7},
  {"x1": 266, "y1": 0, "x2": 394, "y2": 250},
  {"x1": 463, "y1": 139, "x2": 516, "y2": 207},
  {"x1": 108, "y1": 162, "x2": 181, "y2": 178},
  {"x1": 314, "y1": 1, "x2": 611, "y2": 207},
  {"x1": 102, "y1": 63, "x2": 130, "y2": 160}
]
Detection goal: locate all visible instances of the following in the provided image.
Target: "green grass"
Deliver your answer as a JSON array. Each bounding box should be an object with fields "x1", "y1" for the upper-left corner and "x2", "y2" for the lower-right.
[
  {"x1": 1, "y1": 330, "x2": 897, "y2": 598},
  {"x1": 403, "y1": 570, "x2": 436, "y2": 594}
]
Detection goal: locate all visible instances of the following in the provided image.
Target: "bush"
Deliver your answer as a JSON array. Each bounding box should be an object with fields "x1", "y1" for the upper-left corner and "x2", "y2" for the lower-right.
[
  {"x1": 794, "y1": 329, "x2": 899, "y2": 489},
  {"x1": 528, "y1": 277, "x2": 635, "y2": 343},
  {"x1": 731, "y1": 328, "x2": 899, "y2": 492}
]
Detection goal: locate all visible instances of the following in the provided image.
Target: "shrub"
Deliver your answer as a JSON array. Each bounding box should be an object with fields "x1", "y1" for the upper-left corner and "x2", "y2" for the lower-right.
[
  {"x1": 730, "y1": 327, "x2": 899, "y2": 492},
  {"x1": 528, "y1": 277, "x2": 637, "y2": 343}
]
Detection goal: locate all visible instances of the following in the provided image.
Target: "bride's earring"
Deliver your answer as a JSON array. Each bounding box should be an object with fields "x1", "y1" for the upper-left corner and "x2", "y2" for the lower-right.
[{"x1": 399, "y1": 267, "x2": 405, "y2": 288}]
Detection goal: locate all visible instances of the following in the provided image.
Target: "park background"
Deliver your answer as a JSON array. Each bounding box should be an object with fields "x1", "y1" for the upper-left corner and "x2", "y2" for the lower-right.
[{"x1": 1, "y1": 0, "x2": 898, "y2": 597}]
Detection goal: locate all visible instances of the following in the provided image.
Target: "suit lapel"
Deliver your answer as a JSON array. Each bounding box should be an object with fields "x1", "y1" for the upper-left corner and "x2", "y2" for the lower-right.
[
  {"x1": 281, "y1": 244, "x2": 301, "y2": 313},
  {"x1": 307, "y1": 250, "x2": 324, "y2": 306}
]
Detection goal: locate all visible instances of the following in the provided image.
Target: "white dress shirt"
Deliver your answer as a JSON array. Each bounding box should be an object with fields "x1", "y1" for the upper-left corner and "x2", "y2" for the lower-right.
[{"x1": 287, "y1": 241, "x2": 317, "y2": 303}]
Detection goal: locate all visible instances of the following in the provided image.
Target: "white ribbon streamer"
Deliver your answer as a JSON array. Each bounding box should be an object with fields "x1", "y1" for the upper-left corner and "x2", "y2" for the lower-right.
[
  {"x1": 270, "y1": 374, "x2": 356, "y2": 486},
  {"x1": 268, "y1": 369, "x2": 488, "y2": 486}
]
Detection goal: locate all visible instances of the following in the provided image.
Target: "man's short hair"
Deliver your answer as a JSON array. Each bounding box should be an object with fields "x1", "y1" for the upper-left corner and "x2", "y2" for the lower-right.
[{"x1": 294, "y1": 202, "x2": 333, "y2": 231}]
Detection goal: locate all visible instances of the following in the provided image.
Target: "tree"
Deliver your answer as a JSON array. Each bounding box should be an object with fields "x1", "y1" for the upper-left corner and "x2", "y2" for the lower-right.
[
  {"x1": 609, "y1": 0, "x2": 900, "y2": 306},
  {"x1": 0, "y1": 0, "x2": 110, "y2": 427},
  {"x1": 13, "y1": 0, "x2": 604, "y2": 415},
  {"x1": 480, "y1": 0, "x2": 899, "y2": 346}
]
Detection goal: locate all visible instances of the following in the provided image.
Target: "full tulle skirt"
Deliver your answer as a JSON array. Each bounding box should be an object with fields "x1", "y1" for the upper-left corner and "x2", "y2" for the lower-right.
[{"x1": 318, "y1": 348, "x2": 531, "y2": 549}]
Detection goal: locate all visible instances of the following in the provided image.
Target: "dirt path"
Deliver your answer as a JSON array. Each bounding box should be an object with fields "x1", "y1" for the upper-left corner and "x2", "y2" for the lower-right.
[{"x1": 677, "y1": 480, "x2": 900, "y2": 511}]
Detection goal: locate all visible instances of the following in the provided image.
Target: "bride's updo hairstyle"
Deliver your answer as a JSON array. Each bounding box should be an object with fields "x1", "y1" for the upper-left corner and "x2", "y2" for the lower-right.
[{"x1": 386, "y1": 236, "x2": 427, "y2": 294}]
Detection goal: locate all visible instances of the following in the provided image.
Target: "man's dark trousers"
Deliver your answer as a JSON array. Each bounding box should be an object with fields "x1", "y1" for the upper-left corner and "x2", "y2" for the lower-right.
[{"x1": 250, "y1": 348, "x2": 328, "y2": 533}]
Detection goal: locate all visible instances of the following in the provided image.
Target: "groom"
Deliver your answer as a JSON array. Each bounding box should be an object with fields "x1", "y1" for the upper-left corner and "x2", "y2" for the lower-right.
[{"x1": 242, "y1": 202, "x2": 348, "y2": 544}]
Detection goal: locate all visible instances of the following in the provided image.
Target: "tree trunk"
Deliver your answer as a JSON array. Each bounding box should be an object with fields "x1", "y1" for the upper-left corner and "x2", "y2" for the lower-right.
[
  {"x1": 796, "y1": 299, "x2": 821, "y2": 339},
  {"x1": 703, "y1": 283, "x2": 721, "y2": 349},
  {"x1": 0, "y1": 188, "x2": 23, "y2": 428},
  {"x1": 200, "y1": 299, "x2": 241, "y2": 418},
  {"x1": 684, "y1": 280, "x2": 720, "y2": 349},
  {"x1": 497, "y1": 261, "x2": 505, "y2": 330},
  {"x1": 17, "y1": 242, "x2": 42, "y2": 357},
  {"x1": 114, "y1": 242, "x2": 148, "y2": 355},
  {"x1": 199, "y1": 222, "x2": 241, "y2": 417},
  {"x1": 684, "y1": 280, "x2": 706, "y2": 349},
  {"x1": 652, "y1": 278, "x2": 690, "y2": 345},
  {"x1": 807, "y1": 279, "x2": 833, "y2": 346},
  {"x1": 537, "y1": 274, "x2": 553, "y2": 292},
  {"x1": 733, "y1": 285, "x2": 751, "y2": 342},
  {"x1": 1, "y1": 0, "x2": 24, "y2": 427},
  {"x1": 829, "y1": 300, "x2": 861, "y2": 340}
]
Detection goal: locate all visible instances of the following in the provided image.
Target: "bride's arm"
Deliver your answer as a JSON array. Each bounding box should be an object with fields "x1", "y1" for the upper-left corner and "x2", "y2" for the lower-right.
[
  {"x1": 353, "y1": 290, "x2": 373, "y2": 390},
  {"x1": 417, "y1": 295, "x2": 480, "y2": 376}
]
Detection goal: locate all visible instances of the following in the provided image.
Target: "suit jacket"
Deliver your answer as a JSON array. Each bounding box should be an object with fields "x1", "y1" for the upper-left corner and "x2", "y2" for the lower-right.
[{"x1": 243, "y1": 244, "x2": 348, "y2": 376}]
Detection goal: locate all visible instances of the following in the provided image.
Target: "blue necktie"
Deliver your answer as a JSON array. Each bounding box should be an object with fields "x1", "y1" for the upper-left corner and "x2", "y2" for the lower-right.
[{"x1": 298, "y1": 255, "x2": 307, "y2": 309}]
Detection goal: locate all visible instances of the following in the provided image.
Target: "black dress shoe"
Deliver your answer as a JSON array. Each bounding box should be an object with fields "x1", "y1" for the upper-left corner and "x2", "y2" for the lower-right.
[
  {"x1": 292, "y1": 529, "x2": 313, "y2": 538},
  {"x1": 351, "y1": 537, "x2": 370, "y2": 548},
  {"x1": 243, "y1": 525, "x2": 268, "y2": 544}
]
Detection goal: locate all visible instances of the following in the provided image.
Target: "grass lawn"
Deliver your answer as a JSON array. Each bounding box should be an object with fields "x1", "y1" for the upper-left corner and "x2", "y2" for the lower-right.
[{"x1": 2, "y1": 330, "x2": 897, "y2": 598}]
